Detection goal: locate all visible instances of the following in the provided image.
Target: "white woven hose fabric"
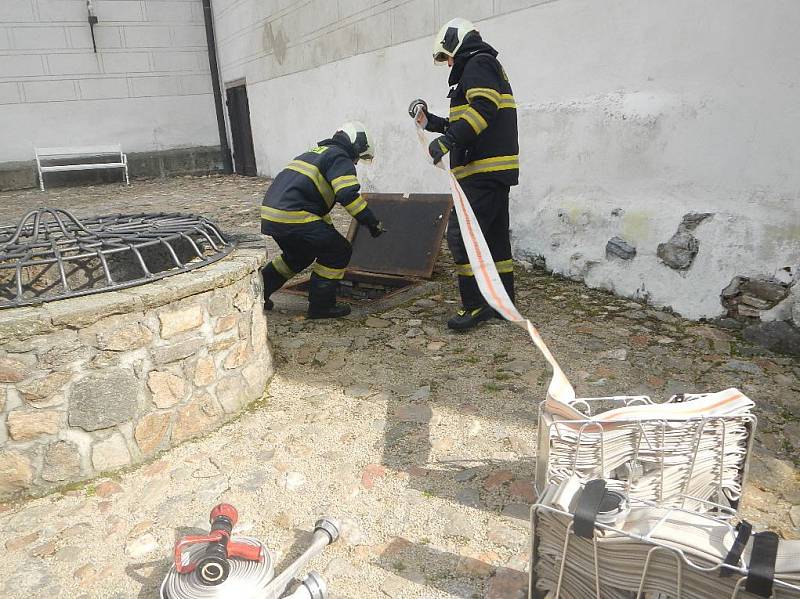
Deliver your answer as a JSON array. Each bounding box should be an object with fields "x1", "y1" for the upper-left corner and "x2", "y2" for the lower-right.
[
  {"x1": 539, "y1": 391, "x2": 755, "y2": 508},
  {"x1": 531, "y1": 479, "x2": 800, "y2": 599}
]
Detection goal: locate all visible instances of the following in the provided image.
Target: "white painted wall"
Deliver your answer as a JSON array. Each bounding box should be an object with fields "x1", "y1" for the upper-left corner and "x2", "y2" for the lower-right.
[
  {"x1": 0, "y1": 0, "x2": 218, "y2": 162},
  {"x1": 214, "y1": 0, "x2": 800, "y2": 319}
]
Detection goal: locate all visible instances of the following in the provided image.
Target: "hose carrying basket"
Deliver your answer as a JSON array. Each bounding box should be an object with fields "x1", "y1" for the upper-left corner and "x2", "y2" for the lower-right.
[{"x1": 529, "y1": 477, "x2": 800, "y2": 599}]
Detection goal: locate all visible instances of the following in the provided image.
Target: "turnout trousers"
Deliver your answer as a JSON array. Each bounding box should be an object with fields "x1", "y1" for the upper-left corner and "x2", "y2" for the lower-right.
[
  {"x1": 446, "y1": 180, "x2": 514, "y2": 310},
  {"x1": 261, "y1": 220, "x2": 352, "y2": 310}
]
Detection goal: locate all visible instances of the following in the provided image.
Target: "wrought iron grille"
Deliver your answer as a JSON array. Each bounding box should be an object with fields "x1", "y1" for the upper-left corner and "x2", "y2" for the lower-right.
[{"x1": 0, "y1": 208, "x2": 234, "y2": 308}]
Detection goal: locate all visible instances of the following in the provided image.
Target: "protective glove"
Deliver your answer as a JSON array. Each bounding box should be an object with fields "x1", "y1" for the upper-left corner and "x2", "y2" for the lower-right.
[
  {"x1": 409, "y1": 99, "x2": 429, "y2": 129},
  {"x1": 408, "y1": 98, "x2": 428, "y2": 119},
  {"x1": 428, "y1": 136, "x2": 452, "y2": 165},
  {"x1": 368, "y1": 221, "x2": 386, "y2": 238}
]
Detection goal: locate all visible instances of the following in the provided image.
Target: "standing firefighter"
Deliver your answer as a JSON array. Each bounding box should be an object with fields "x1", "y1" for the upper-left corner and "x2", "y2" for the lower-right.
[
  {"x1": 409, "y1": 18, "x2": 519, "y2": 330},
  {"x1": 260, "y1": 122, "x2": 385, "y2": 319}
]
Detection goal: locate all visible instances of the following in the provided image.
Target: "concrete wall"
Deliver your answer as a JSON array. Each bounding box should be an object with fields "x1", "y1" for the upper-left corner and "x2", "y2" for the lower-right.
[
  {"x1": 213, "y1": 0, "x2": 800, "y2": 320},
  {"x1": 0, "y1": 0, "x2": 218, "y2": 163}
]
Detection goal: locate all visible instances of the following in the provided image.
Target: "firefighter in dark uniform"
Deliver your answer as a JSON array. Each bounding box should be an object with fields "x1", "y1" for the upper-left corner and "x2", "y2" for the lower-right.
[
  {"x1": 260, "y1": 122, "x2": 385, "y2": 319},
  {"x1": 409, "y1": 18, "x2": 519, "y2": 331}
]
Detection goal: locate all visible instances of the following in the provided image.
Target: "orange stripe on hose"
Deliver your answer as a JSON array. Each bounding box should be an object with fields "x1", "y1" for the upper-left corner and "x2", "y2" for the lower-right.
[{"x1": 449, "y1": 172, "x2": 516, "y2": 320}]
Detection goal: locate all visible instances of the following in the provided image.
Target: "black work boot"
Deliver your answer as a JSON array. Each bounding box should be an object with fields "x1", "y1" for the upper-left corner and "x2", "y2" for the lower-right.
[
  {"x1": 447, "y1": 306, "x2": 493, "y2": 330},
  {"x1": 307, "y1": 275, "x2": 351, "y2": 319},
  {"x1": 262, "y1": 264, "x2": 287, "y2": 311},
  {"x1": 308, "y1": 303, "x2": 351, "y2": 319}
]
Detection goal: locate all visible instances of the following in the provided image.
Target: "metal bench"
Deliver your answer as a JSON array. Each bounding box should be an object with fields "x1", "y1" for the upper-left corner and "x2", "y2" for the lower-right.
[{"x1": 35, "y1": 144, "x2": 130, "y2": 191}]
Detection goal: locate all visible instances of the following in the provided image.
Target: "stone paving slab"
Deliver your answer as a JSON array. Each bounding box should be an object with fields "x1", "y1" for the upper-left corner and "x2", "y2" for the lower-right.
[{"x1": 0, "y1": 177, "x2": 798, "y2": 598}]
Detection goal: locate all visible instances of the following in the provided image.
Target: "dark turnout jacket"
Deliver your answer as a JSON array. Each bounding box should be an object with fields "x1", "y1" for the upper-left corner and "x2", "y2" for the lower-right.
[
  {"x1": 426, "y1": 33, "x2": 519, "y2": 187},
  {"x1": 261, "y1": 134, "x2": 378, "y2": 233}
]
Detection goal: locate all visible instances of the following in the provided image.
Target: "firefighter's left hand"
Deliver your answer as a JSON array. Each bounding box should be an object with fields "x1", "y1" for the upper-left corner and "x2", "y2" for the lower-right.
[
  {"x1": 369, "y1": 222, "x2": 386, "y2": 238},
  {"x1": 428, "y1": 136, "x2": 452, "y2": 164}
]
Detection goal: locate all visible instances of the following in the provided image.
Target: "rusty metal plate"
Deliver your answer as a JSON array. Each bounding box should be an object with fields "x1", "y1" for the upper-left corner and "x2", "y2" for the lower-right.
[{"x1": 346, "y1": 193, "x2": 452, "y2": 279}]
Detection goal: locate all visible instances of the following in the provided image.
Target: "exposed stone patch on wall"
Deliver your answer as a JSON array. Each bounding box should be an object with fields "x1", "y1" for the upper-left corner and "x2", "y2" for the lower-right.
[
  {"x1": 656, "y1": 212, "x2": 713, "y2": 271},
  {"x1": 721, "y1": 275, "x2": 791, "y2": 319},
  {"x1": 605, "y1": 236, "x2": 637, "y2": 261},
  {"x1": 0, "y1": 240, "x2": 272, "y2": 498},
  {"x1": 718, "y1": 272, "x2": 800, "y2": 356}
]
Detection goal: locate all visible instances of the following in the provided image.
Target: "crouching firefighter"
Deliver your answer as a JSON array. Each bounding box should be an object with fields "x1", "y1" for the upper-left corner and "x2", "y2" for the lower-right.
[
  {"x1": 260, "y1": 122, "x2": 385, "y2": 319},
  {"x1": 409, "y1": 18, "x2": 519, "y2": 331}
]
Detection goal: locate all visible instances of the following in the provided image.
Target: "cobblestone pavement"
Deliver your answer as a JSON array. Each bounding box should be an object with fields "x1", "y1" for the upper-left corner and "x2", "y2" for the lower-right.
[{"x1": 0, "y1": 177, "x2": 798, "y2": 598}]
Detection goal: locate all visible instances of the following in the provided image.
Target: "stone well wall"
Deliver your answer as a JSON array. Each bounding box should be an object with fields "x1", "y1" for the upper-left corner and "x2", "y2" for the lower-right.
[{"x1": 0, "y1": 238, "x2": 272, "y2": 498}]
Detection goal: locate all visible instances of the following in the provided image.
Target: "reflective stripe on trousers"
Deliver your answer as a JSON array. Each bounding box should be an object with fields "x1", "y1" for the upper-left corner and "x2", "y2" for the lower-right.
[{"x1": 456, "y1": 259, "x2": 513, "y2": 277}]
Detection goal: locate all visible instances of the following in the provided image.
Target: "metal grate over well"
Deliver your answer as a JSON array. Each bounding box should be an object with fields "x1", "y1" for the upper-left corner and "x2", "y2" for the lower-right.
[{"x1": 0, "y1": 208, "x2": 233, "y2": 308}]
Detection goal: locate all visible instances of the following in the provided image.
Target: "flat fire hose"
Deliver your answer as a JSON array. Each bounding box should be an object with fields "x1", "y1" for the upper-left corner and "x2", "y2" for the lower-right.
[{"x1": 414, "y1": 123, "x2": 576, "y2": 406}]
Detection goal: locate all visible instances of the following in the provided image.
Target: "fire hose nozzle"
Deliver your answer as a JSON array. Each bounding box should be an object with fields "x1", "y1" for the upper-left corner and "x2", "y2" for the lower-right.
[
  {"x1": 209, "y1": 502, "x2": 238, "y2": 525},
  {"x1": 281, "y1": 571, "x2": 328, "y2": 599},
  {"x1": 313, "y1": 518, "x2": 340, "y2": 544},
  {"x1": 302, "y1": 571, "x2": 327, "y2": 599}
]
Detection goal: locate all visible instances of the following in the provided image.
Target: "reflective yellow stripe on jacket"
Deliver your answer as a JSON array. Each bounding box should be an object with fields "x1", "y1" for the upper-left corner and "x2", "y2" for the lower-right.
[
  {"x1": 286, "y1": 159, "x2": 335, "y2": 208},
  {"x1": 261, "y1": 206, "x2": 323, "y2": 224},
  {"x1": 451, "y1": 155, "x2": 520, "y2": 181},
  {"x1": 466, "y1": 87, "x2": 502, "y2": 107},
  {"x1": 331, "y1": 175, "x2": 359, "y2": 194},
  {"x1": 343, "y1": 195, "x2": 368, "y2": 217},
  {"x1": 449, "y1": 105, "x2": 488, "y2": 134},
  {"x1": 450, "y1": 94, "x2": 516, "y2": 119},
  {"x1": 461, "y1": 107, "x2": 488, "y2": 134}
]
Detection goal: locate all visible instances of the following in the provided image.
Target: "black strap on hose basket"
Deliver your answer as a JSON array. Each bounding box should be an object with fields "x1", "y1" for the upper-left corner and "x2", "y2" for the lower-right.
[
  {"x1": 745, "y1": 531, "x2": 780, "y2": 597},
  {"x1": 573, "y1": 479, "x2": 607, "y2": 538},
  {"x1": 720, "y1": 520, "x2": 753, "y2": 577}
]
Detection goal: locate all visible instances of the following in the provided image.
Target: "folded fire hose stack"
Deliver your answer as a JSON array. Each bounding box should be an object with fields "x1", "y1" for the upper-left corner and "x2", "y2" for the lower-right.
[
  {"x1": 160, "y1": 503, "x2": 339, "y2": 599},
  {"x1": 529, "y1": 477, "x2": 800, "y2": 599},
  {"x1": 535, "y1": 389, "x2": 757, "y2": 512}
]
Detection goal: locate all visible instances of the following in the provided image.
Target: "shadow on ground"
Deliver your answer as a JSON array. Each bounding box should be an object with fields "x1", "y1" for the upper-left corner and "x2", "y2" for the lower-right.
[{"x1": 375, "y1": 536, "x2": 528, "y2": 598}]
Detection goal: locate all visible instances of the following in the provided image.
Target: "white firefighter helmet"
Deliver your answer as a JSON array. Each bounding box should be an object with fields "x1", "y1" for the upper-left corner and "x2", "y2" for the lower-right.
[
  {"x1": 338, "y1": 121, "x2": 374, "y2": 161},
  {"x1": 432, "y1": 18, "x2": 477, "y2": 63}
]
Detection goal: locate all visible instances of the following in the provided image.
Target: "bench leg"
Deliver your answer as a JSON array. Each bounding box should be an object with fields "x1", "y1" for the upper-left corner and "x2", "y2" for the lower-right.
[{"x1": 123, "y1": 156, "x2": 130, "y2": 186}]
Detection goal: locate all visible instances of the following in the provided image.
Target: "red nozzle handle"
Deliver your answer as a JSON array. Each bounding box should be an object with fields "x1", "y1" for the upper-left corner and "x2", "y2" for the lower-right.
[
  {"x1": 227, "y1": 540, "x2": 264, "y2": 562},
  {"x1": 174, "y1": 532, "x2": 224, "y2": 573},
  {"x1": 174, "y1": 504, "x2": 258, "y2": 574},
  {"x1": 210, "y1": 503, "x2": 238, "y2": 526}
]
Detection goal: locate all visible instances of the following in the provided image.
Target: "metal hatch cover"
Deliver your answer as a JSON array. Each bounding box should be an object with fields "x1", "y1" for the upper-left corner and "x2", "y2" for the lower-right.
[{"x1": 345, "y1": 193, "x2": 452, "y2": 279}]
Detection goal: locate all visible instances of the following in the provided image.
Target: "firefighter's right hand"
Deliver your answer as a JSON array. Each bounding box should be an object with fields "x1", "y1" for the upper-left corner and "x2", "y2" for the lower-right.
[
  {"x1": 408, "y1": 99, "x2": 428, "y2": 119},
  {"x1": 369, "y1": 222, "x2": 386, "y2": 238}
]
